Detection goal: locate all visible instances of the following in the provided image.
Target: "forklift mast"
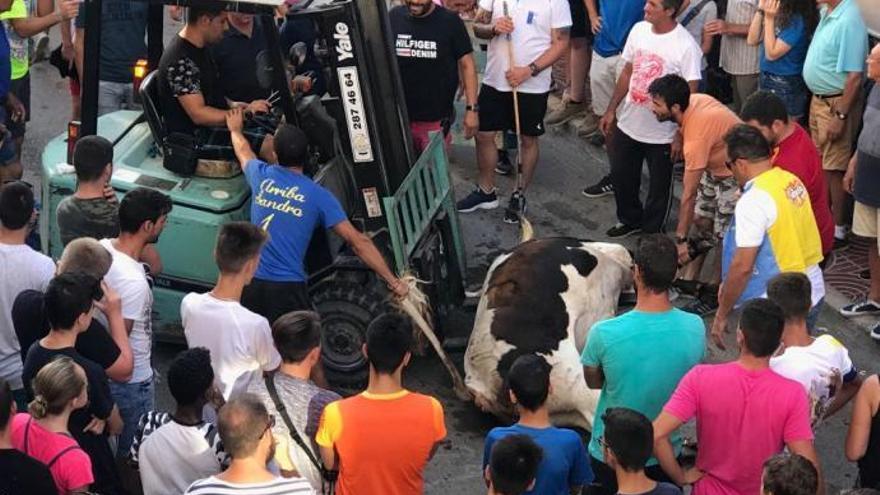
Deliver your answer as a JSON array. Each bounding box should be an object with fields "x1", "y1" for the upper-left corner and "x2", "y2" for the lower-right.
[{"x1": 291, "y1": 0, "x2": 417, "y2": 232}]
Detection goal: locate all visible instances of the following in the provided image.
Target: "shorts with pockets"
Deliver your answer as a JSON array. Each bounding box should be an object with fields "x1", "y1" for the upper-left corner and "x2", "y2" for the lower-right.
[
  {"x1": 694, "y1": 173, "x2": 739, "y2": 239},
  {"x1": 478, "y1": 84, "x2": 549, "y2": 137},
  {"x1": 853, "y1": 201, "x2": 880, "y2": 249},
  {"x1": 809, "y1": 93, "x2": 863, "y2": 171}
]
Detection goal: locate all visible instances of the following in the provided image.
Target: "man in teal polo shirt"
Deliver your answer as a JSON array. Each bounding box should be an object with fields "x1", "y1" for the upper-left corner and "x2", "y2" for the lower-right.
[
  {"x1": 803, "y1": 0, "x2": 868, "y2": 249},
  {"x1": 581, "y1": 234, "x2": 705, "y2": 495}
]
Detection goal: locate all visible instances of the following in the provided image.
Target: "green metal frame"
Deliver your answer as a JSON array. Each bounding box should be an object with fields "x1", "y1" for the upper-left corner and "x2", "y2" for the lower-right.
[{"x1": 383, "y1": 131, "x2": 466, "y2": 276}]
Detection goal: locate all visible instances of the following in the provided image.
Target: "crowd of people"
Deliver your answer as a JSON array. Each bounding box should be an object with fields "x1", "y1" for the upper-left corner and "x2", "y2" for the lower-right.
[{"x1": 0, "y1": 0, "x2": 879, "y2": 494}]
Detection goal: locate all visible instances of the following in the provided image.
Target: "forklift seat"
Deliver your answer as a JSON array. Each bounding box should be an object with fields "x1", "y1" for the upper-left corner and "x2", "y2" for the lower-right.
[
  {"x1": 139, "y1": 70, "x2": 237, "y2": 176},
  {"x1": 139, "y1": 70, "x2": 167, "y2": 147}
]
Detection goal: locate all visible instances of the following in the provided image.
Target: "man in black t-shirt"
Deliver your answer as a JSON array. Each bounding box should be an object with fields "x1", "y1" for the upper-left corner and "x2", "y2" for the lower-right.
[
  {"x1": 22, "y1": 273, "x2": 125, "y2": 495},
  {"x1": 390, "y1": 0, "x2": 479, "y2": 153},
  {"x1": 0, "y1": 377, "x2": 56, "y2": 495},
  {"x1": 13, "y1": 237, "x2": 131, "y2": 383},
  {"x1": 157, "y1": 4, "x2": 269, "y2": 146}
]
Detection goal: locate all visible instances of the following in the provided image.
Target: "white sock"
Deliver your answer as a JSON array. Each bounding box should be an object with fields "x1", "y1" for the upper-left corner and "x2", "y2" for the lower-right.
[{"x1": 835, "y1": 225, "x2": 847, "y2": 239}]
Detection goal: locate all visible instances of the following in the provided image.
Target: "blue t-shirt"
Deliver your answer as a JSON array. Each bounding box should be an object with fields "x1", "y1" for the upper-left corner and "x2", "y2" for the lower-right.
[
  {"x1": 244, "y1": 160, "x2": 347, "y2": 282},
  {"x1": 75, "y1": 0, "x2": 148, "y2": 84},
  {"x1": 759, "y1": 14, "x2": 809, "y2": 76},
  {"x1": 483, "y1": 424, "x2": 593, "y2": 495},
  {"x1": 593, "y1": 0, "x2": 645, "y2": 57},
  {"x1": 581, "y1": 308, "x2": 705, "y2": 465},
  {"x1": 0, "y1": 22, "x2": 10, "y2": 101}
]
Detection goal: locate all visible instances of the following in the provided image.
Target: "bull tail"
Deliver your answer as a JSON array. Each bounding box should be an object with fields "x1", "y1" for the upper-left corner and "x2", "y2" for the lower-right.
[{"x1": 396, "y1": 274, "x2": 474, "y2": 401}]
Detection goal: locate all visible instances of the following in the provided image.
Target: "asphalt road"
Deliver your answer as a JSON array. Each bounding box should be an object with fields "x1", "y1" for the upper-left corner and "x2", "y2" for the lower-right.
[{"x1": 23, "y1": 28, "x2": 880, "y2": 495}]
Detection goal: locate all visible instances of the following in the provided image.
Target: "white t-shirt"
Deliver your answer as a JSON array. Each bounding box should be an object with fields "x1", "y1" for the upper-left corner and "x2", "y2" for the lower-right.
[
  {"x1": 770, "y1": 334, "x2": 855, "y2": 424},
  {"x1": 137, "y1": 416, "x2": 226, "y2": 495},
  {"x1": 100, "y1": 239, "x2": 154, "y2": 383},
  {"x1": 0, "y1": 243, "x2": 54, "y2": 389},
  {"x1": 182, "y1": 292, "x2": 281, "y2": 400},
  {"x1": 734, "y1": 186, "x2": 826, "y2": 306},
  {"x1": 479, "y1": 0, "x2": 572, "y2": 94},
  {"x1": 617, "y1": 21, "x2": 703, "y2": 144}
]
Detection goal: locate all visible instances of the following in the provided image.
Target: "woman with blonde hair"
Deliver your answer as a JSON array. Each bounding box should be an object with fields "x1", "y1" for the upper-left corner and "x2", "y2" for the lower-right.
[{"x1": 10, "y1": 356, "x2": 94, "y2": 494}]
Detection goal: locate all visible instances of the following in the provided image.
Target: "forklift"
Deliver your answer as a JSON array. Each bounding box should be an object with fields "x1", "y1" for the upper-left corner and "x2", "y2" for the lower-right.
[{"x1": 40, "y1": 0, "x2": 466, "y2": 385}]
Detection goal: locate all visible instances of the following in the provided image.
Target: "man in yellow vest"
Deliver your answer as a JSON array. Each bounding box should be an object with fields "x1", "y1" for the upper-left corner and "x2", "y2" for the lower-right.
[{"x1": 711, "y1": 124, "x2": 824, "y2": 348}]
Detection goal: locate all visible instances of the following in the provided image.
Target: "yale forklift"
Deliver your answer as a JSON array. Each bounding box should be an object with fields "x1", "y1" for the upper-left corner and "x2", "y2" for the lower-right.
[{"x1": 40, "y1": 0, "x2": 466, "y2": 384}]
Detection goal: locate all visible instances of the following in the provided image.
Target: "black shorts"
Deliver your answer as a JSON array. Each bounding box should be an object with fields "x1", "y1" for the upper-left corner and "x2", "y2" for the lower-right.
[
  {"x1": 241, "y1": 278, "x2": 313, "y2": 325},
  {"x1": 569, "y1": 0, "x2": 592, "y2": 40},
  {"x1": 8, "y1": 74, "x2": 30, "y2": 139},
  {"x1": 478, "y1": 84, "x2": 549, "y2": 137}
]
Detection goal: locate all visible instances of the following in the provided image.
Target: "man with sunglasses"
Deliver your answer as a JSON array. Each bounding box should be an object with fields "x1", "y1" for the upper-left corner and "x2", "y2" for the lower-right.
[
  {"x1": 185, "y1": 394, "x2": 316, "y2": 494},
  {"x1": 710, "y1": 124, "x2": 824, "y2": 349}
]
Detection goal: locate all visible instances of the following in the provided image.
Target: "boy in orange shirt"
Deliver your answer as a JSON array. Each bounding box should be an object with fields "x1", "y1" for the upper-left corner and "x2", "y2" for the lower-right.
[{"x1": 316, "y1": 314, "x2": 446, "y2": 495}]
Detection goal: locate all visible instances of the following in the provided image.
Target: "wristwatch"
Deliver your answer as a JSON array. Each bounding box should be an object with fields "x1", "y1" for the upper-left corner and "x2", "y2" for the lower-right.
[
  {"x1": 529, "y1": 62, "x2": 541, "y2": 77},
  {"x1": 675, "y1": 235, "x2": 688, "y2": 244},
  {"x1": 465, "y1": 104, "x2": 479, "y2": 112},
  {"x1": 834, "y1": 110, "x2": 847, "y2": 120}
]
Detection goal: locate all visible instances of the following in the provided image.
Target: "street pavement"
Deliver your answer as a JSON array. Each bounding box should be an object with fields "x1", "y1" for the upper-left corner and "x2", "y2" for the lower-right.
[{"x1": 23, "y1": 34, "x2": 880, "y2": 495}]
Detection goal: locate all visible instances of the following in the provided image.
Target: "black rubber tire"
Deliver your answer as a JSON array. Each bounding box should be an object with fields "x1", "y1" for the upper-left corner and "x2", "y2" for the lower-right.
[{"x1": 311, "y1": 279, "x2": 392, "y2": 388}]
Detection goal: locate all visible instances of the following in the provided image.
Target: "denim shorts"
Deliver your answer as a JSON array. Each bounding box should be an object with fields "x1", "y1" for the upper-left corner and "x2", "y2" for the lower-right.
[
  {"x1": 759, "y1": 72, "x2": 809, "y2": 118},
  {"x1": 109, "y1": 378, "x2": 154, "y2": 458}
]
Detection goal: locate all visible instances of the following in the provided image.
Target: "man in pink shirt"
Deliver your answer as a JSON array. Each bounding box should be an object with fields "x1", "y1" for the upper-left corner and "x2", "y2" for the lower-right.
[{"x1": 652, "y1": 298, "x2": 821, "y2": 495}]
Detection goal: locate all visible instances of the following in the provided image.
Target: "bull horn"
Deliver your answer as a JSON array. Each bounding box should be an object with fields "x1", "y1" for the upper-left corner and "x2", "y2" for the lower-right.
[
  {"x1": 519, "y1": 215, "x2": 534, "y2": 243},
  {"x1": 395, "y1": 274, "x2": 474, "y2": 402}
]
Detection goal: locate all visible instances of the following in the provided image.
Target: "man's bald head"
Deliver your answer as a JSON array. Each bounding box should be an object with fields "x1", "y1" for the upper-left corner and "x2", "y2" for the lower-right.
[{"x1": 217, "y1": 394, "x2": 271, "y2": 459}]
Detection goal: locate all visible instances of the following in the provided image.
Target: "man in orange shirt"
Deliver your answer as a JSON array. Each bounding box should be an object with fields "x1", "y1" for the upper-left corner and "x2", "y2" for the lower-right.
[
  {"x1": 316, "y1": 314, "x2": 446, "y2": 495},
  {"x1": 649, "y1": 74, "x2": 742, "y2": 315}
]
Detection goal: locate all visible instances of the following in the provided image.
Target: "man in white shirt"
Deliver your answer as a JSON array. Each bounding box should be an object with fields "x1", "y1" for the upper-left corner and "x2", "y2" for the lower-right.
[
  {"x1": 183, "y1": 221, "x2": 281, "y2": 400},
  {"x1": 767, "y1": 272, "x2": 861, "y2": 424},
  {"x1": 132, "y1": 347, "x2": 227, "y2": 495},
  {"x1": 457, "y1": 0, "x2": 571, "y2": 223},
  {"x1": 0, "y1": 182, "x2": 54, "y2": 407},
  {"x1": 597, "y1": 0, "x2": 702, "y2": 238},
  {"x1": 100, "y1": 187, "x2": 172, "y2": 457},
  {"x1": 185, "y1": 394, "x2": 316, "y2": 494}
]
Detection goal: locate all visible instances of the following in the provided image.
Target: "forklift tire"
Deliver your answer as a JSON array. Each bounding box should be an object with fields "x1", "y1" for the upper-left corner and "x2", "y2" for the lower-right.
[{"x1": 312, "y1": 280, "x2": 392, "y2": 388}]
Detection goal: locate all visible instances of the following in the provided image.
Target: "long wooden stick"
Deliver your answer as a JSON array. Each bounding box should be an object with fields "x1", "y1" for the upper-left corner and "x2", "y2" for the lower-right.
[{"x1": 502, "y1": 1, "x2": 524, "y2": 195}]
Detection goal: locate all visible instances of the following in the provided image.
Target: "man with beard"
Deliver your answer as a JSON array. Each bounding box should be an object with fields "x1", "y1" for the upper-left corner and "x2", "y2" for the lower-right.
[
  {"x1": 390, "y1": 0, "x2": 479, "y2": 153},
  {"x1": 157, "y1": 3, "x2": 270, "y2": 150},
  {"x1": 185, "y1": 394, "x2": 316, "y2": 494},
  {"x1": 99, "y1": 187, "x2": 172, "y2": 458},
  {"x1": 646, "y1": 74, "x2": 740, "y2": 315}
]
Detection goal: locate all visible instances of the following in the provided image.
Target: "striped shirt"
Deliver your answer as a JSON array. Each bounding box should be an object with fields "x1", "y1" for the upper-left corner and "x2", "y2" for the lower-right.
[
  {"x1": 185, "y1": 476, "x2": 316, "y2": 494},
  {"x1": 719, "y1": 0, "x2": 760, "y2": 75}
]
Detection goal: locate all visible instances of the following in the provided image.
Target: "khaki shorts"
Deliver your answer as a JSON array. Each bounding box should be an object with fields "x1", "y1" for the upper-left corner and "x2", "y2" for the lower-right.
[
  {"x1": 590, "y1": 52, "x2": 625, "y2": 116},
  {"x1": 809, "y1": 94, "x2": 863, "y2": 171},
  {"x1": 694, "y1": 173, "x2": 739, "y2": 239},
  {"x1": 853, "y1": 201, "x2": 880, "y2": 250}
]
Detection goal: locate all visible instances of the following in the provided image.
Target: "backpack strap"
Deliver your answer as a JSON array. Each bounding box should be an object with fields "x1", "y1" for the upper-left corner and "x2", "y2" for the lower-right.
[
  {"x1": 46, "y1": 445, "x2": 82, "y2": 469},
  {"x1": 681, "y1": 0, "x2": 712, "y2": 27}
]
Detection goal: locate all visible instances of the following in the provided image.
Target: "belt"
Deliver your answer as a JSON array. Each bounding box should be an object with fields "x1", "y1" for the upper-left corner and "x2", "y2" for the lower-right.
[{"x1": 816, "y1": 93, "x2": 843, "y2": 99}]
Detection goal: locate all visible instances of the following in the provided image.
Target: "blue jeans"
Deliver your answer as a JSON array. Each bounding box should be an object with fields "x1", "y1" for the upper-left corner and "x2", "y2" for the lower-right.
[
  {"x1": 110, "y1": 378, "x2": 154, "y2": 458},
  {"x1": 807, "y1": 297, "x2": 824, "y2": 334},
  {"x1": 759, "y1": 72, "x2": 809, "y2": 119}
]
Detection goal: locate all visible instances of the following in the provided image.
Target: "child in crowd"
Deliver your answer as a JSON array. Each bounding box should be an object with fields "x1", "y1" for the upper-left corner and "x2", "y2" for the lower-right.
[
  {"x1": 486, "y1": 434, "x2": 543, "y2": 495},
  {"x1": 483, "y1": 354, "x2": 593, "y2": 495},
  {"x1": 761, "y1": 453, "x2": 818, "y2": 495},
  {"x1": 602, "y1": 407, "x2": 681, "y2": 495}
]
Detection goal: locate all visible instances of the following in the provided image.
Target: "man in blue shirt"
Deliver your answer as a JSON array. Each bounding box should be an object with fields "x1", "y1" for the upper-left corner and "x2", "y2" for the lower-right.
[
  {"x1": 0, "y1": 1, "x2": 26, "y2": 184},
  {"x1": 483, "y1": 354, "x2": 593, "y2": 495},
  {"x1": 225, "y1": 108, "x2": 408, "y2": 324},
  {"x1": 581, "y1": 234, "x2": 704, "y2": 495}
]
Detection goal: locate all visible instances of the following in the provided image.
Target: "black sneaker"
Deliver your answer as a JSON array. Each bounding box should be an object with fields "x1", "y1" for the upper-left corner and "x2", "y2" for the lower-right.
[
  {"x1": 681, "y1": 297, "x2": 719, "y2": 317},
  {"x1": 457, "y1": 187, "x2": 499, "y2": 213},
  {"x1": 582, "y1": 175, "x2": 614, "y2": 198},
  {"x1": 495, "y1": 150, "x2": 513, "y2": 176},
  {"x1": 859, "y1": 269, "x2": 871, "y2": 280},
  {"x1": 606, "y1": 223, "x2": 641, "y2": 238},
  {"x1": 833, "y1": 236, "x2": 850, "y2": 249},
  {"x1": 503, "y1": 192, "x2": 526, "y2": 224},
  {"x1": 840, "y1": 299, "x2": 880, "y2": 317}
]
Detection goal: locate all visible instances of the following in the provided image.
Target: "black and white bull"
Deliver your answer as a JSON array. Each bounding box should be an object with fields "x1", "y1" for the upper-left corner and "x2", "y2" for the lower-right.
[{"x1": 464, "y1": 238, "x2": 633, "y2": 431}]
